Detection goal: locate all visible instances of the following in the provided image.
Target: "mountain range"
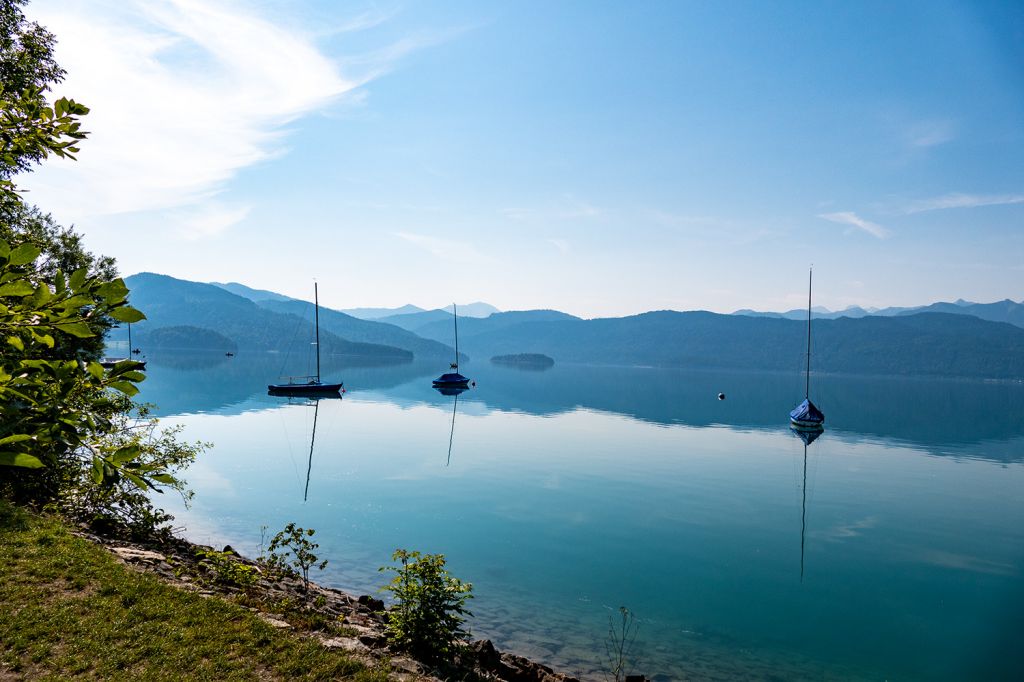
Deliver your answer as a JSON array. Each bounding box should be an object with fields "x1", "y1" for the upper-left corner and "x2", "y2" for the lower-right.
[
  {"x1": 114, "y1": 273, "x2": 1024, "y2": 380},
  {"x1": 734, "y1": 298, "x2": 1024, "y2": 328}
]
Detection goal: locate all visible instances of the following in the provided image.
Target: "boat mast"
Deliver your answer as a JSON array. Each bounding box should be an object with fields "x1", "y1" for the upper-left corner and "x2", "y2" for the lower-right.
[
  {"x1": 314, "y1": 282, "x2": 321, "y2": 383},
  {"x1": 453, "y1": 302, "x2": 459, "y2": 370},
  {"x1": 805, "y1": 267, "x2": 812, "y2": 400}
]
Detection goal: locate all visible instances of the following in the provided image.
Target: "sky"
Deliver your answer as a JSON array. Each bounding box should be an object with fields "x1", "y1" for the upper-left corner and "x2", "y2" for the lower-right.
[{"x1": 19, "y1": 0, "x2": 1024, "y2": 318}]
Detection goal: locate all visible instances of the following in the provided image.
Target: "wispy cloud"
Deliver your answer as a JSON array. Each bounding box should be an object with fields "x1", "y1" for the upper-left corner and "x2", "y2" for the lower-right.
[
  {"x1": 395, "y1": 231, "x2": 490, "y2": 263},
  {"x1": 905, "y1": 119, "x2": 955, "y2": 148},
  {"x1": 818, "y1": 211, "x2": 890, "y2": 239},
  {"x1": 25, "y1": 0, "x2": 358, "y2": 220},
  {"x1": 177, "y1": 203, "x2": 250, "y2": 240},
  {"x1": 23, "y1": 0, "x2": 448, "y2": 241},
  {"x1": 903, "y1": 192, "x2": 1024, "y2": 214},
  {"x1": 547, "y1": 238, "x2": 570, "y2": 254}
]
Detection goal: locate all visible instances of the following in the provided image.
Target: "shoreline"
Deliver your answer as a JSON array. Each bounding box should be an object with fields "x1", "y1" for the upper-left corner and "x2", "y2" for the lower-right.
[{"x1": 77, "y1": 523, "x2": 584, "y2": 682}]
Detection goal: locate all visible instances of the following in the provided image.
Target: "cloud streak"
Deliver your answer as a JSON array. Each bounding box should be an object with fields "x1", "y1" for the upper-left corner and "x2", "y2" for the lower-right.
[
  {"x1": 903, "y1": 192, "x2": 1024, "y2": 214},
  {"x1": 24, "y1": 0, "x2": 359, "y2": 220},
  {"x1": 818, "y1": 211, "x2": 890, "y2": 239},
  {"x1": 395, "y1": 231, "x2": 490, "y2": 263}
]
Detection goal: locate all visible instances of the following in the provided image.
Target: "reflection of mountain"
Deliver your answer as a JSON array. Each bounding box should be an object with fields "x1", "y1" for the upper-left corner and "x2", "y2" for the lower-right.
[
  {"x1": 385, "y1": 363, "x2": 1024, "y2": 458},
  {"x1": 140, "y1": 351, "x2": 433, "y2": 416},
  {"x1": 143, "y1": 357, "x2": 1024, "y2": 460}
]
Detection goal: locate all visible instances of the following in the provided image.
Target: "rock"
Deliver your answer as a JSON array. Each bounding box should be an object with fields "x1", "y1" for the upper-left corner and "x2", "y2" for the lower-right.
[
  {"x1": 111, "y1": 547, "x2": 166, "y2": 563},
  {"x1": 357, "y1": 594, "x2": 385, "y2": 612},
  {"x1": 259, "y1": 614, "x2": 292, "y2": 629},
  {"x1": 320, "y1": 637, "x2": 370, "y2": 654},
  {"x1": 471, "y1": 639, "x2": 502, "y2": 668}
]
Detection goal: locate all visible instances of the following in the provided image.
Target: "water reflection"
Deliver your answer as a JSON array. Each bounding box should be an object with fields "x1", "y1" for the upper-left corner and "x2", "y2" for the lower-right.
[
  {"x1": 792, "y1": 427, "x2": 822, "y2": 583},
  {"x1": 139, "y1": 353, "x2": 1024, "y2": 461},
  {"x1": 265, "y1": 393, "x2": 342, "y2": 502},
  {"x1": 435, "y1": 385, "x2": 469, "y2": 466}
]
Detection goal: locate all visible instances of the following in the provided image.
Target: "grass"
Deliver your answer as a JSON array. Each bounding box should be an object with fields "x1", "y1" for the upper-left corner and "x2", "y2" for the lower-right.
[{"x1": 0, "y1": 501, "x2": 389, "y2": 681}]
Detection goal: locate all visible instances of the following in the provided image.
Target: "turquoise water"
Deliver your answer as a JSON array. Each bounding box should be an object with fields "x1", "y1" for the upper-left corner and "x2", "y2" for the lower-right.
[{"x1": 142, "y1": 353, "x2": 1024, "y2": 680}]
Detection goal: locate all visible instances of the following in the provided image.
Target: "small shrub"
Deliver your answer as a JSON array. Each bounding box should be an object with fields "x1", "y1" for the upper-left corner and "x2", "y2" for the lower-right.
[
  {"x1": 196, "y1": 548, "x2": 260, "y2": 588},
  {"x1": 379, "y1": 549, "x2": 473, "y2": 662},
  {"x1": 266, "y1": 522, "x2": 327, "y2": 592},
  {"x1": 605, "y1": 606, "x2": 640, "y2": 682}
]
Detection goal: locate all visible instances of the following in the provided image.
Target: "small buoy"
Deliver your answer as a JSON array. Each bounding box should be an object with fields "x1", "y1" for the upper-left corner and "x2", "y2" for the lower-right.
[
  {"x1": 718, "y1": 392, "x2": 725, "y2": 400},
  {"x1": 471, "y1": 381, "x2": 476, "y2": 387}
]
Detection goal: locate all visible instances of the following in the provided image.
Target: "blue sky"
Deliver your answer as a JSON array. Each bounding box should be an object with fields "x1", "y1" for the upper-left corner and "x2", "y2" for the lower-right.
[{"x1": 21, "y1": 0, "x2": 1024, "y2": 317}]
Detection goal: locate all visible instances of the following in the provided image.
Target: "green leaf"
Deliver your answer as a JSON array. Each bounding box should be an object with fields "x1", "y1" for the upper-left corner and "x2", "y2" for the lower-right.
[
  {"x1": 110, "y1": 444, "x2": 141, "y2": 465},
  {"x1": 91, "y1": 457, "x2": 104, "y2": 484},
  {"x1": 107, "y1": 381, "x2": 139, "y2": 396},
  {"x1": 108, "y1": 306, "x2": 146, "y2": 323},
  {"x1": 0, "y1": 434, "x2": 33, "y2": 446},
  {"x1": 54, "y1": 321, "x2": 94, "y2": 338},
  {"x1": 6, "y1": 335, "x2": 23, "y2": 351},
  {"x1": 150, "y1": 473, "x2": 177, "y2": 486},
  {"x1": 86, "y1": 362, "x2": 104, "y2": 380},
  {"x1": 68, "y1": 267, "x2": 87, "y2": 291},
  {"x1": 8, "y1": 243, "x2": 41, "y2": 266},
  {"x1": 0, "y1": 281, "x2": 34, "y2": 296},
  {"x1": 0, "y1": 452, "x2": 44, "y2": 469}
]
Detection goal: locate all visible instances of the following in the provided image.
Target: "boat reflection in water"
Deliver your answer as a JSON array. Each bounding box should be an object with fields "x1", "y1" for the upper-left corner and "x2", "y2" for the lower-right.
[
  {"x1": 792, "y1": 426, "x2": 822, "y2": 583},
  {"x1": 268, "y1": 393, "x2": 342, "y2": 502},
  {"x1": 435, "y1": 385, "x2": 468, "y2": 466}
]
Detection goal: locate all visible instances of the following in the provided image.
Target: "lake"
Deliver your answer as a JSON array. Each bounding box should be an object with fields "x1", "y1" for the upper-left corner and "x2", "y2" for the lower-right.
[{"x1": 140, "y1": 352, "x2": 1024, "y2": 681}]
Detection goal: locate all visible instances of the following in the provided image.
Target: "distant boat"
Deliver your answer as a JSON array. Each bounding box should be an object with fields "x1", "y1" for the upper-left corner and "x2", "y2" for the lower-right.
[
  {"x1": 268, "y1": 282, "x2": 342, "y2": 396},
  {"x1": 790, "y1": 268, "x2": 824, "y2": 429},
  {"x1": 432, "y1": 302, "x2": 470, "y2": 389},
  {"x1": 101, "y1": 322, "x2": 146, "y2": 369}
]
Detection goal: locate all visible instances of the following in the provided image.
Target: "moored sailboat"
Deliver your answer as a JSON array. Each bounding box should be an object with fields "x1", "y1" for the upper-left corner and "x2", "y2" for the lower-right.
[
  {"x1": 790, "y1": 268, "x2": 824, "y2": 430},
  {"x1": 433, "y1": 302, "x2": 470, "y2": 389},
  {"x1": 268, "y1": 283, "x2": 342, "y2": 396}
]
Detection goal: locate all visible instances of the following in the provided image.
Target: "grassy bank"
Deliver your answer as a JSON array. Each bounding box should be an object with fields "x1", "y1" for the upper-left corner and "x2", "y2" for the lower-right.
[{"x1": 0, "y1": 502, "x2": 388, "y2": 681}]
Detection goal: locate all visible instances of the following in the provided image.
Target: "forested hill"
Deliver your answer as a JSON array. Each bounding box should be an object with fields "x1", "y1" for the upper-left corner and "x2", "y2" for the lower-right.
[
  {"x1": 451, "y1": 310, "x2": 1024, "y2": 379},
  {"x1": 256, "y1": 299, "x2": 455, "y2": 360},
  {"x1": 120, "y1": 274, "x2": 411, "y2": 359}
]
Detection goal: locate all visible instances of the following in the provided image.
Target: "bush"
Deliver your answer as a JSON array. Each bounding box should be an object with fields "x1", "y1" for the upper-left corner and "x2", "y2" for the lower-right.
[
  {"x1": 379, "y1": 549, "x2": 473, "y2": 662},
  {"x1": 265, "y1": 522, "x2": 327, "y2": 593}
]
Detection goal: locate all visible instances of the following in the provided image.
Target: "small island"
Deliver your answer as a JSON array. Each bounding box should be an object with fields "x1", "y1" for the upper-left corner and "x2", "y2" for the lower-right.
[{"x1": 490, "y1": 353, "x2": 555, "y2": 369}]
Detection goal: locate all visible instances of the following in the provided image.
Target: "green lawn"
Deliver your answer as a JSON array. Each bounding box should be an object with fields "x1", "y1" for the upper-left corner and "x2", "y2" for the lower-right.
[{"x1": 0, "y1": 501, "x2": 388, "y2": 680}]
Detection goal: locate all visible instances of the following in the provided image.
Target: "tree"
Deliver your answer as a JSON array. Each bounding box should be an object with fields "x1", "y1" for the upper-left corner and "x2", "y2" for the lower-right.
[{"x1": 0, "y1": 1, "x2": 182, "y2": 505}]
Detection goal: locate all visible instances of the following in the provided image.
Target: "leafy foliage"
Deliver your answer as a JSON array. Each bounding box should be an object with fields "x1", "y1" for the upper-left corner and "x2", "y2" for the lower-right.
[
  {"x1": 197, "y1": 548, "x2": 261, "y2": 588},
  {"x1": 379, "y1": 549, "x2": 473, "y2": 662},
  {"x1": 266, "y1": 522, "x2": 328, "y2": 593}
]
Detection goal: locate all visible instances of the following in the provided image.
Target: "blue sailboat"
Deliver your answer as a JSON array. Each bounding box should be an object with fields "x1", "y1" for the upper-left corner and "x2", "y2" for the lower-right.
[
  {"x1": 268, "y1": 283, "x2": 343, "y2": 396},
  {"x1": 432, "y1": 303, "x2": 470, "y2": 389},
  {"x1": 790, "y1": 268, "x2": 825, "y2": 430}
]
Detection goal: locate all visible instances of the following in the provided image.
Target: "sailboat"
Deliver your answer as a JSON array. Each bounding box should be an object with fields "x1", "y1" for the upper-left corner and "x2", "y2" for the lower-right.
[
  {"x1": 432, "y1": 303, "x2": 470, "y2": 389},
  {"x1": 268, "y1": 282, "x2": 343, "y2": 396},
  {"x1": 790, "y1": 268, "x2": 825, "y2": 429},
  {"x1": 101, "y1": 322, "x2": 146, "y2": 369}
]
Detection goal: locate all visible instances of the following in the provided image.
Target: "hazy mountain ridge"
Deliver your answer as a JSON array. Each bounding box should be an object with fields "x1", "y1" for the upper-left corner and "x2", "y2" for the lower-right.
[
  {"x1": 449, "y1": 310, "x2": 1024, "y2": 379},
  {"x1": 733, "y1": 298, "x2": 1024, "y2": 327},
  {"x1": 122, "y1": 274, "x2": 1024, "y2": 378},
  {"x1": 414, "y1": 309, "x2": 581, "y2": 344},
  {"x1": 256, "y1": 299, "x2": 455, "y2": 360},
  {"x1": 120, "y1": 274, "x2": 411, "y2": 360}
]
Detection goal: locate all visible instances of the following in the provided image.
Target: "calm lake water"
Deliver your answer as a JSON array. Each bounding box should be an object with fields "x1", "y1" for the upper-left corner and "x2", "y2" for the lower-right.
[{"x1": 140, "y1": 352, "x2": 1024, "y2": 681}]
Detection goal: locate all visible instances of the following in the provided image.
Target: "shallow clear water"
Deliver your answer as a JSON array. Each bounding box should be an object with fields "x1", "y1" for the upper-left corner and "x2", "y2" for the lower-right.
[{"x1": 141, "y1": 352, "x2": 1024, "y2": 681}]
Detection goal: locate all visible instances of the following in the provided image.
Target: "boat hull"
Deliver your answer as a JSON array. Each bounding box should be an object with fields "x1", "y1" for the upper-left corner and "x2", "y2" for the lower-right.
[
  {"x1": 432, "y1": 371, "x2": 470, "y2": 389},
  {"x1": 790, "y1": 418, "x2": 825, "y2": 430},
  {"x1": 268, "y1": 382, "x2": 343, "y2": 397}
]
